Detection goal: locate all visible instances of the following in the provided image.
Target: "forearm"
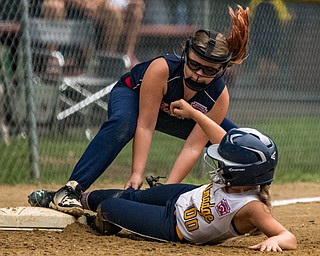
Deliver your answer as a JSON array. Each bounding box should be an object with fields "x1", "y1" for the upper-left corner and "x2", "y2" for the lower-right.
[
  {"x1": 131, "y1": 126, "x2": 153, "y2": 177},
  {"x1": 166, "y1": 127, "x2": 207, "y2": 183},
  {"x1": 190, "y1": 110, "x2": 226, "y2": 144},
  {"x1": 166, "y1": 146, "x2": 202, "y2": 184}
]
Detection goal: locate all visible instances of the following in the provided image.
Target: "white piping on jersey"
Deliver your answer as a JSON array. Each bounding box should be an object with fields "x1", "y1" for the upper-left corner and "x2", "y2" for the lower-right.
[
  {"x1": 132, "y1": 79, "x2": 142, "y2": 90},
  {"x1": 168, "y1": 75, "x2": 181, "y2": 83},
  {"x1": 133, "y1": 76, "x2": 180, "y2": 90},
  {"x1": 204, "y1": 90, "x2": 216, "y2": 103}
]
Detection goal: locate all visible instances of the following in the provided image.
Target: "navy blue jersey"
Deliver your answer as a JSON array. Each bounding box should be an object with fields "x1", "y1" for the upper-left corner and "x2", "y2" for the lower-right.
[{"x1": 122, "y1": 54, "x2": 226, "y2": 140}]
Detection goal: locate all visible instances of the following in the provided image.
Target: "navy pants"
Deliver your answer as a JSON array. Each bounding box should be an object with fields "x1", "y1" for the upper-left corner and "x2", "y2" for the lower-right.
[
  {"x1": 70, "y1": 82, "x2": 237, "y2": 191},
  {"x1": 86, "y1": 184, "x2": 198, "y2": 242},
  {"x1": 70, "y1": 83, "x2": 139, "y2": 191}
]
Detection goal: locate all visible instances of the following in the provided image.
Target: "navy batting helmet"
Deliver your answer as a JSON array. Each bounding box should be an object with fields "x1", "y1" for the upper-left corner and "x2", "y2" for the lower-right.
[{"x1": 205, "y1": 128, "x2": 278, "y2": 186}]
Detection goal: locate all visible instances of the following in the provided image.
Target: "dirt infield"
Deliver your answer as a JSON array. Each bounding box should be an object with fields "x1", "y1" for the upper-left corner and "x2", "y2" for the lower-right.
[{"x1": 0, "y1": 182, "x2": 319, "y2": 256}]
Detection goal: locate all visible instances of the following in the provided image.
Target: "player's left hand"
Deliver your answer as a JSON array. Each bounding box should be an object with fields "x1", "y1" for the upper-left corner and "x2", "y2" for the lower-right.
[{"x1": 249, "y1": 240, "x2": 283, "y2": 252}]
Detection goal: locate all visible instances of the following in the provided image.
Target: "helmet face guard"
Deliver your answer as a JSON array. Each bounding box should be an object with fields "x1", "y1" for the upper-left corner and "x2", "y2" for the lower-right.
[
  {"x1": 204, "y1": 153, "x2": 226, "y2": 185},
  {"x1": 205, "y1": 128, "x2": 278, "y2": 186}
]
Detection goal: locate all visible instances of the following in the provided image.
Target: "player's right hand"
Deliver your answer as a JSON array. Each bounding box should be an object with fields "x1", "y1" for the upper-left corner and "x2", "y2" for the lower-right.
[{"x1": 170, "y1": 99, "x2": 193, "y2": 119}]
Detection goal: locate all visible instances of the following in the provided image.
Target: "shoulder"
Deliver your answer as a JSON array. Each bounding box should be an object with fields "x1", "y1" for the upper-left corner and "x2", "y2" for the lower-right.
[
  {"x1": 240, "y1": 200, "x2": 273, "y2": 227},
  {"x1": 145, "y1": 57, "x2": 169, "y2": 78},
  {"x1": 162, "y1": 54, "x2": 184, "y2": 75},
  {"x1": 140, "y1": 57, "x2": 169, "y2": 94},
  {"x1": 162, "y1": 53, "x2": 183, "y2": 63},
  {"x1": 236, "y1": 200, "x2": 271, "y2": 221},
  {"x1": 232, "y1": 200, "x2": 269, "y2": 234},
  {"x1": 242, "y1": 200, "x2": 271, "y2": 216}
]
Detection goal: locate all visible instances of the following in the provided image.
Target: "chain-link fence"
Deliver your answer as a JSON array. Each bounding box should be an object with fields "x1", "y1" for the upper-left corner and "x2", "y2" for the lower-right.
[{"x1": 0, "y1": 0, "x2": 319, "y2": 185}]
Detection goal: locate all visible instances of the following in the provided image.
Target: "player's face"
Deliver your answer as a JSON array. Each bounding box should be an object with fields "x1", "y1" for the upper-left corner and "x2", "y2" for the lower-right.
[{"x1": 184, "y1": 51, "x2": 222, "y2": 80}]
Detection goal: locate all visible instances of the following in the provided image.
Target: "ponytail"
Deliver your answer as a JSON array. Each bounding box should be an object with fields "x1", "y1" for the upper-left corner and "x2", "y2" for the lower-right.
[
  {"x1": 226, "y1": 5, "x2": 249, "y2": 67},
  {"x1": 259, "y1": 184, "x2": 272, "y2": 211}
]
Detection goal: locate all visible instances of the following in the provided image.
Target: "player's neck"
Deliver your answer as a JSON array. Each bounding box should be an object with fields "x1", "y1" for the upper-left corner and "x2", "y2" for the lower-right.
[{"x1": 226, "y1": 186, "x2": 258, "y2": 194}]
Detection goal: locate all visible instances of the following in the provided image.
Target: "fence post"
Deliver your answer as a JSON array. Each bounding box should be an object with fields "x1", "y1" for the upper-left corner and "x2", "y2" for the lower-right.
[{"x1": 20, "y1": 0, "x2": 39, "y2": 179}]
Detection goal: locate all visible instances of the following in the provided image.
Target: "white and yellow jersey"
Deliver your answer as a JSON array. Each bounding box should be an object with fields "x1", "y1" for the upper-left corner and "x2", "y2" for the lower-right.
[{"x1": 175, "y1": 183, "x2": 260, "y2": 245}]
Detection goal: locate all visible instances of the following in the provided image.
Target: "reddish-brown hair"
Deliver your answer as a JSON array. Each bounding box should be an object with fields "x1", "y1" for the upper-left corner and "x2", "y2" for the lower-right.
[{"x1": 227, "y1": 5, "x2": 249, "y2": 66}]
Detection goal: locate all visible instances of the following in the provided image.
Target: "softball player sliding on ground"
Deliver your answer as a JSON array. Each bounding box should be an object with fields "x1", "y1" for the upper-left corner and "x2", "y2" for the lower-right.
[{"x1": 79, "y1": 100, "x2": 297, "y2": 252}]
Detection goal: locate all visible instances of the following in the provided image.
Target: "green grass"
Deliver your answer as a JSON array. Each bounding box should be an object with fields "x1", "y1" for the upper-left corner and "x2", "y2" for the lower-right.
[{"x1": 0, "y1": 116, "x2": 319, "y2": 185}]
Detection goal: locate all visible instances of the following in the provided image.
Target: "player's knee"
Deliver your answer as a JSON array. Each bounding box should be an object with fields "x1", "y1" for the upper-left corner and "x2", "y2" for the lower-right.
[{"x1": 102, "y1": 113, "x2": 137, "y2": 141}]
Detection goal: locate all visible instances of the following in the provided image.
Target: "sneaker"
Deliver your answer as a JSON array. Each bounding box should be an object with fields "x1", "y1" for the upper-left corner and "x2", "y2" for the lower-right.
[
  {"x1": 86, "y1": 206, "x2": 121, "y2": 235},
  {"x1": 28, "y1": 189, "x2": 56, "y2": 208},
  {"x1": 49, "y1": 181, "x2": 84, "y2": 217}
]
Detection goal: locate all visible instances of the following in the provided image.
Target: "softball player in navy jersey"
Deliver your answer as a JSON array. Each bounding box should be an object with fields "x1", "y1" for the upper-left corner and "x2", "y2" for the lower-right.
[{"x1": 49, "y1": 6, "x2": 251, "y2": 217}]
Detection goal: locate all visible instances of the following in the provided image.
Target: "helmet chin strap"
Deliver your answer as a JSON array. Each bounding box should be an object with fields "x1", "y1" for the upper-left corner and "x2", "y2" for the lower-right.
[{"x1": 184, "y1": 76, "x2": 210, "y2": 92}]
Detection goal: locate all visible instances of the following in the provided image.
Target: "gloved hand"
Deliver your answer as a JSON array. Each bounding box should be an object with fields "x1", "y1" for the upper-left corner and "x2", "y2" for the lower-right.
[{"x1": 145, "y1": 175, "x2": 166, "y2": 188}]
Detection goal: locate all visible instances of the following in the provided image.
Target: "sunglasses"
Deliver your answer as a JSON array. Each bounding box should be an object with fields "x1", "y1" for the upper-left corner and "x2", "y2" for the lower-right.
[{"x1": 185, "y1": 55, "x2": 222, "y2": 77}]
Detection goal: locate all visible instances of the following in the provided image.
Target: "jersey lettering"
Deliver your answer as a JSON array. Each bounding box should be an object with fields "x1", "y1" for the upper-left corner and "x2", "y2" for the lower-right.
[
  {"x1": 181, "y1": 184, "x2": 215, "y2": 233},
  {"x1": 191, "y1": 101, "x2": 208, "y2": 114},
  {"x1": 199, "y1": 183, "x2": 215, "y2": 223}
]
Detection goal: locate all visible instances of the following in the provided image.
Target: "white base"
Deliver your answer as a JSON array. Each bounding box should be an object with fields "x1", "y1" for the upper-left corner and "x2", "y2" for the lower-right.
[{"x1": 0, "y1": 207, "x2": 86, "y2": 231}]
